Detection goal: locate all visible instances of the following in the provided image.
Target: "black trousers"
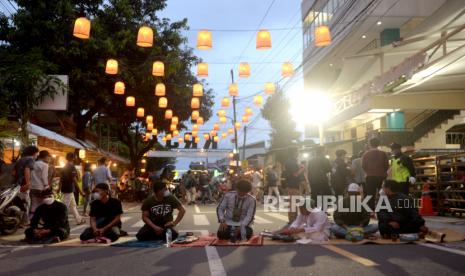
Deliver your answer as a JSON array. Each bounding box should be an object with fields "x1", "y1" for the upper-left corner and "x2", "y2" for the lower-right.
[
  {"x1": 25, "y1": 227, "x2": 69, "y2": 243},
  {"x1": 378, "y1": 221, "x2": 424, "y2": 236},
  {"x1": 136, "y1": 224, "x2": 179, "y2": 241},
  {"x1": 310, "y1": 182, "x2": 332, "y2": 202},
  {"x1": 364, "y1": 176, "x2": 385, "y2": 211},
  {"x1": 217, "y1": 225, "x2": 253, "y2": 240},
  {"x1": 394, "y1": 181, "x2": 410, "y2": 195},
  {"x1": 80, "y1": 226, "x2": 120, "y2": 242}
]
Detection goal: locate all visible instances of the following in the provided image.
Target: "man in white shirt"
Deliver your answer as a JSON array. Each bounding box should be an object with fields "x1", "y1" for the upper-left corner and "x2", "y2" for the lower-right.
[
  {"x1": 282, "y1": 199, "x2": 330, "y2": 243},
  {"x1": 93, "y1": 157, "x2": 112, "y2": 186},
  {"x1": 29, "y1": 150, "x2": 51, "y2": 218}
]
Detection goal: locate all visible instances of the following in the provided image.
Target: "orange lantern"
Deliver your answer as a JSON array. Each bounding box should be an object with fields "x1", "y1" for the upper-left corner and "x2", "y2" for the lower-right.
[
  {"x1": 192, "y1": 124, "x2": 199, "y2": 132},
  {"x1": 136, "y1": 107, "x2": 145, "y2": 118},
  {"x1": 219, "y1": 116, "x2": 227, "y2": 124},
  {"x1": 173, "y1": 130, "x2": 179, "y2": 137},
  {"x1": 73, "y1": 17, "x2": 91, "y2": 39},
  {"x1": 105, "y1": 59, "x2": 118, "y2": 75},
  {"x1": 166, "y1": 134, "x2": 172, "y2": 141},
  {"x1": 152, "y1": 128, "x2": 158, "y2": 135},
  {"x1": 162, "y1": 136, "x2": 167, "y2": 142},
  {"x1": 281, "y1": 62, "x2": 294, "y2": 77},
  {"x1": 264, "y1": 82, "x2": 275, "y2": 94},
  {"x1": 158, "y1": 97, "x2": 168, "y2": 108},
  {"x1": 146, "y1": 115, "x2": 153, "y2": 124},
  {"x1": 147, "y1": 123, "x2": 154, "y2": 131},
  {"x1": 213, "y1": 123, "x2": 220, "y2": 131},
  {"x1": 165, "y1": 109, "x2": 173, "y2": 119},
  {"x1": 315, "y1": 25, "x2": 332, "y2": 47},
  {"x1": 197, "y1": 117, "x2": 204, "y2": 125},
  {"x1": 210, "y1": 130, "x2": 217, "y2": 137},
  {"x1": 191, "y1": 110, "x2": 200, "y2": 120},
  {"x1": 221, "y1": 97, "x2": 230, "y2": 108},
  {"x1": 184, "y1": 134, "x2": 191, "y2": 141},
  {"x1": 195, "y1": 137, "x2": 200, "y2": 143},
  {"x1": 172, "y1": 116, "x2": 178, "y2": 125},
  {"x1": 228, "y1": 128, "x2": 234, "y2": 134},
  {"x1": 178, "y1": 137, "x2": 183, "y2": 143},
  {"x1": 235, "y1": 122, "x2": 241, "y2": 129},
  {"x1": 192, "y1": 131, "x2": 198, "y2": 137},
  {"x1": 197, "y1": 30, "x2": 212, "y2": 50},
  {"x1": 152, "y1": 61, "x2": 164, "y2": 77},
  {"x1": 191, "y1": 97, "x2": 200, "y2": 109},
  {"x1": 218, "y1": 109, "x2": 226, "y2": 117},
  {"x1": 254, "y1": 95, "x2": 263, "y2": 106},
  {"x1": 256, "y1": 29, "x2": 271, "y2": 49},
  {"x1": 221, "y1": 132, "x2": 227, "y2": 139},
  {"x1": 245, "y1": 107, "x2": 253, "y2": 116},
  {"x1": 137, "y1": 26, "x2": 153, "y2": 47},
  {"x1": 114, "y1": 81, "x2": 125, "y2": 95},
  {"x1": 126, "y1": 96, "x2": 135, "y2": 107},
  {"x1": 203, "y1": 133, "x2": 210, "y2": 140},
  {"x1": 213, "y1": 136, "x2": 219, "y2": 143},
  {"x1": 145, "y1": 133, "x2": 151, "y2": 141},
  {"x1": 197, "y1": 63, "x2": 208, "y2": 77},
  {"x1": 229, "y1": 83, "x2": 238, "y2": 97},
  {"x1": 193, "y1": 83, "x2": 203, "y2": 97},
  {"x1": 170, "y1": 124, "x2": 177, "y2": 131},
  {"x1": 155, "y1": 83, "x2": 166, "y2": 96},
  {"x1": 239, "y1": 63, "x2": 250, "y2": 78},
  {"x1": 242, "y1": 115, "x2": 249, "y2": 123}
]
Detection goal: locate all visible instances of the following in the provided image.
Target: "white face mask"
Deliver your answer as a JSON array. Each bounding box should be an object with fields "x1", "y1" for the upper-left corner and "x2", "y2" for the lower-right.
[
  {"x1": 163, "y1": 190, "x2": 171, "y2": 197},
  {"x1": 43, "y1": 197, "x2": 54, "y2": 205},
  {"x1": 93, "y1": 192, "x2": 101, "y2": 200}
]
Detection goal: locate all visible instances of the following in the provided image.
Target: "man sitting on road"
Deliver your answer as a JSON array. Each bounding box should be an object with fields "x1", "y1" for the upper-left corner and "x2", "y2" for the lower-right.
[
  {"x1": 217, "y1": 179, "x2": 256, "y2": 241},
  {"x1": 331, "y1": 183, "x2": 378, "y2": 239},
  {"x1": 80, "y1": 183, "x2": 123, "y2": 242},
  {"x1": 25, "y1": 189, "x2": 69, "y2": 244},
  {"x1": 281, "y1": 199, "x2": 330, "y2": 243},
  {"x1": 377, "y1": 180, "x2": 428, "y2": 239},
  {"x1": 136, "y1": 180, "x2": 186, "y2": 241}
]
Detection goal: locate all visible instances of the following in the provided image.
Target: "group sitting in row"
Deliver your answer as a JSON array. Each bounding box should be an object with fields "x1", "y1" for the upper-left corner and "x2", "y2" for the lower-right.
[{"x1": 25, "y1": 178, "x2": 427, "y2": 244}]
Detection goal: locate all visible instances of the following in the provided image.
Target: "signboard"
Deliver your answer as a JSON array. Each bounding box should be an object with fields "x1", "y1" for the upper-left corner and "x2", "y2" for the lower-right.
[{"x1": 35, "y1": 75, "x2": 68, "y2": 111}]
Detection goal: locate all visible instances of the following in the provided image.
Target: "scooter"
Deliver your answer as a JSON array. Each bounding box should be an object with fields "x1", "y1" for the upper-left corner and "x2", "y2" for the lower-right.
[{"x1": 0, "y1": 184, "x2": 24, "y2": 235}]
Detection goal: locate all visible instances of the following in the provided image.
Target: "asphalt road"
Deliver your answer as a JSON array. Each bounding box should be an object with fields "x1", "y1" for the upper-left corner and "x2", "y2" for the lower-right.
[{"x1": 0, "y1": 203, "x2": 464, "y2": 276}]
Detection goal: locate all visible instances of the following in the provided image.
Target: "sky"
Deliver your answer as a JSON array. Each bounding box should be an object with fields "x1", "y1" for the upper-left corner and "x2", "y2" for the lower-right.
[{"x1": 0, "y1": 0, "x2": 304, "y2": 170}]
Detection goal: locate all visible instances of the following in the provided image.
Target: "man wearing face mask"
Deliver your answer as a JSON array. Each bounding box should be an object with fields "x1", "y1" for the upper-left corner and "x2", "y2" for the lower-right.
[
  {"x1": 136, "y1": 180, "x2": 186, "y2": 241},
  {"x1": 24, "y1": 189, "x2": 69, "y2": 244},
  {"x1": 79, "y1": 183, "x2": 123, "y2": 242}
]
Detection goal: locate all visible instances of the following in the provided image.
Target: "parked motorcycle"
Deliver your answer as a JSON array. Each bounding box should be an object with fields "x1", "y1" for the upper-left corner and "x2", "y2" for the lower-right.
[{"x1": 0, "y1": 163, "x2": 25, "y2": 235}]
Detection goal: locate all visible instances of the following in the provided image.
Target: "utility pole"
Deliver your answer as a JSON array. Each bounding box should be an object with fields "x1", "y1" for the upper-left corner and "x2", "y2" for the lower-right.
[
  {"x1": 242, "y1": 126, "x2": 247, "y2": 160},
  {"x1": 230, "y1": 69, "x2": 239, "y2": 169}
]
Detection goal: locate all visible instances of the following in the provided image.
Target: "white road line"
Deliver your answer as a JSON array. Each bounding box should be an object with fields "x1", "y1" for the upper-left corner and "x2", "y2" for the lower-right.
[
  {"x1": 194, "y1": 214, "x2": 210, "y2": 226},
  {"x1": 205, "y1": 246, "x2": 227, "y2": 276},
  {"x1": 263, "y1": 213, "x2": 289, "y2": 222},
  {"x1": 419, "y1": 243, "x2": 465, "y2": 256},
  {"x1": 131, "y1": 220, "x2": 145, "y2": 228},
  {"x1": 253, "y1": 215, "x2": 272, "y2": 224},
  {"x1": 194, "y1": 205, "x2": 201, "y2": 214}
]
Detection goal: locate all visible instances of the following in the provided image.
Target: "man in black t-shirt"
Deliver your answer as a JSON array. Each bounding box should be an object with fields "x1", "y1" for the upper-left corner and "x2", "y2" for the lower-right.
[
  {"x1": 80, "y1": 183, "x2": 123, "y2": 242},
  {"x1": 136, "y1": 181, "x2": 186, "y2": 241},
  {"x1": 283, "y1": 147, "x2": 305, "y2": 224}
]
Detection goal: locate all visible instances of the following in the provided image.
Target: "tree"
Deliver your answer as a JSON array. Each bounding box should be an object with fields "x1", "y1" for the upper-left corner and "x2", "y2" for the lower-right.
[{"x1": 261, "y1": 89, "x2": 301, "y2": 164}]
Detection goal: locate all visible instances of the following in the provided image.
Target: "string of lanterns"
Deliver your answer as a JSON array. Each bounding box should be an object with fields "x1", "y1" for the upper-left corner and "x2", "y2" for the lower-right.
[{"x1": 73, "y1": 16, "x2": 332, "y2": 144}]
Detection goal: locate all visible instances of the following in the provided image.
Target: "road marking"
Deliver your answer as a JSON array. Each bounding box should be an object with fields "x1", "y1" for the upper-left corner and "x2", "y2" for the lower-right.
[
  {"x1": 131, "y1": 220, "x2": 145, "y2": 228},
  {"x1": 263, "y1": 213, "x2": 289, "y2": 222},
  {"x1": 194, "y1": 214, "x2": 210, "y2": 226},
  {"x1": 194, "y1": 205, "x2": 201, "y2": 214},
  {"x1": 205, "y1": 246, "x2": 227, "y2": 276},
  {"x1": 419, "y1": 243, "x2": 465, "y2": 256},
  {"x1": 322, "y1": 245, "x2": 378, "y2": 267},
  {"x1": 253, "y1": 215, "x2": 272, "y2": 224}
]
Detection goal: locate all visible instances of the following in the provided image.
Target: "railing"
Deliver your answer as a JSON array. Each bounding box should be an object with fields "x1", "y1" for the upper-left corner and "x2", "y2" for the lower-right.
[
  {"x1": 405, "y1": 109, "x2": 436, "y2": 129},
  {"x1": 412, "y1": 110, "x2": 461, "y2": 142},
  {"x1": 446, "y1": 132, "x2": 465, "y2": 146}
]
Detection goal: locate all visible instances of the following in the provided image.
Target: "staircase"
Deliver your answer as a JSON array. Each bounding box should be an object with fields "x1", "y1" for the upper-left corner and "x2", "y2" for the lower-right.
[{"x1": 415, "y1": 110, "x2": 465, "y2": 150}]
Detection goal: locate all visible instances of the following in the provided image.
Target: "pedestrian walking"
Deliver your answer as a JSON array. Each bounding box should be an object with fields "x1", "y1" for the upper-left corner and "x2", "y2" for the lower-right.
[
  {"x1": 60, "y1": 153, "x2": 85, "y2": 225},
  {"x1": 362, "y1": 138, "x2": 389, "y2": 210}
]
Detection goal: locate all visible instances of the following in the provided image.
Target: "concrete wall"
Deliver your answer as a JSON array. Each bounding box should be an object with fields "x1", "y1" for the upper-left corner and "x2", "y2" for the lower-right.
[{"x1": 414, "y1": 111, "x2": 465, "y2": 150}]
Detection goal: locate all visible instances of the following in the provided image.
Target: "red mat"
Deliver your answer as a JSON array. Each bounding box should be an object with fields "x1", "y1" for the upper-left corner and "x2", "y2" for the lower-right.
[
  {"x1": 211, "y1": 235, "x2": 263, "y2": 246},
  {"x1": 171, "y1": 236, "x2": 216, "y2": 248}
]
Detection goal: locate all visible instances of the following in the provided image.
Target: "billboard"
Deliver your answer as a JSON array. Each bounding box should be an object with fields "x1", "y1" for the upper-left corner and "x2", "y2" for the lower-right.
[{"x1": 35, "y1": 75, "x2": 68, "y2": 111}]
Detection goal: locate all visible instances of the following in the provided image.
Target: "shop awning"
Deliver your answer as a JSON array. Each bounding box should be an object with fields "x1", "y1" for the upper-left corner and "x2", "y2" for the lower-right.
[{"x1": 27, "y1": 123, "x2": 84, "y2": 149}]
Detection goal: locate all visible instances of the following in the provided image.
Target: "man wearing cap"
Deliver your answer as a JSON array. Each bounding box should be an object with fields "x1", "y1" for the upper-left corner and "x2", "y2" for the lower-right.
[
  {"x1": 390, "y1": 142, "x2": 416, "y2": 195},
  {"x1": 29, "y1": 150, "x2": 51, "y2": 218},
  {"x1": 80, "y1": 183, "x2": 123, "y2": 242},
  {"x1": 25, "y1": 189, "x2": 69, "y2": 243},
  {"x1": 331, "y1": 183, "x2": 378, "y2": 239}
]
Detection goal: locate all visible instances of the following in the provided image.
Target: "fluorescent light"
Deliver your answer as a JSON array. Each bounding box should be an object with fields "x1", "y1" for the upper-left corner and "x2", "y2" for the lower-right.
[{"x1": 377, "y1": 21, "x2": 382, "y2": 26}]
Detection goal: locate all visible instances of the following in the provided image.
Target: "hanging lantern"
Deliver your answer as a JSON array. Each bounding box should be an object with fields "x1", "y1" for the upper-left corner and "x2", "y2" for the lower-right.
[
  {"x1": 146, "y1": 123, "x2": 154, "y2": 131},
  {"x1": 178, "y1": 137, "x2": 183, "y2": 143},
  {"x1": 197, "y1": 117, "x2": 204, "y2": 125},
  {"x1": 126, "y1": 96, "x2": 135, "y2": 107},
  {"x1": 229, "y1": 83, "x2": 238, "y2": 97},
  {"x1": 203, "y1": 133, "x2": 210, "y2": 140},
  {"x1": 170, "y1": 124, "x2": 177, "y2": 131},
  {"x1": 256, "y1": 29, "x2": 271, "y2": 49},
  {"x1": 221, "y1": 97, "x2": 230, "y2": 108},
  {"x1": 105, "y1": 59, "x2": 118, "y2": 75},
  {"x1": 114, "y1": 81, "x2": 125, "y2": 95},
  {"x1": 219, "y1": 116, "x2": 227, "y2": 124},
  {"x1": 161, "y1": 137, "x2": 167, "y2": 142},
  {"x1": 210, "y1": 130, "x2": 217, "y2": 137},
  {"x1": 78, "y1": 149, "x2": 86, "y2": 159},
  {"x1": 155, "y1": 83, "x2": 166, "y2": 96},
  {"x1": 213, "y1": 136, "x2": 219, "y2": 143},
  {"x1": 191, "y1": 110, "x2": 200, "y2": 120},
  {"x1": 166, "y1": 134, "x2": 172, "y2": 141},
  {"x1": 221, "y1": 132, "x2": 227, "y2": 139},
  {"x1": 245, "y1": 107, "x2": 253, "y2": 116},
  {"x1": 195, "y1": 137, "x2": 200, "y2": 143},
  {"x1": 254, "y1": 95, "x2": 263, "y2": 106},
  {"x1": 145, "y1": 133, "x2": 151, "y2": 141},
  {"x1": 197, "y1": 63, "x2": 208, "y2": 77},
  {"x1": 136, "y1": 107, "x2": 145, "y2": 118},
  {"x1": 228, "y1": 128, "x2": 234, "y2": 134},
  {"x1": 229, "y1": 152, "x2": 234, "y2": 158},
  {"x1": 281, "y1": 62, "x2": 294, "y2": 77},
  {"x1": 193, "y1": 83, "x2": 203, "y2": 97},
  {"x1": 158, "y1": 97, "x2": 168, "y2": 108},
  {"x1": 218, "y1": 109, "x2": 226, "y2": 117},
  {"x1": 137, "y1": 26, "x2": 154, "y2": 47},
  {"x1": 184, "y1": 134, "x2": 191, "y2": 141},
  {"x1": 172, "y1": 116, "x2": 178, "y2": 125},
  {"x1": 264, "y1": 82, "x2": 275, "y2": 94},
  {"x1": 73, "y1": 17, "x2": 91, "y2": 39},
  {"x1": 165, "y1": 109, "x2": 173, "y2": 119},
  {"x1": 192, "y1": 131, "x2": 198, "y2": 137},
  {"x1": 239, "y1": 63, "x2": 250, "y2": 78},
  {"x1": 152, "y1": 128, "x2": 158, "y2": 135},
  {"x1": 152, "y1": 61, "x2": 165, "y2": 77},
  {"x1": 173, "y1": 130, "x2": 179, "y2": 137},
  {"x1": 197, "y1": 30, "x2": 212, "y2": 50},
  {"x1": 213, "y1": 123, "x2": 220, "y2": 131},
  {"x1": 192, "y1": 124, "x2": 199, "y2": 132},
  {"x1": 315, "y1": 25, "x2": 332, "y2": 47},
  {"x1": 235, "y1": 122, "x2": 241, "y2": 129},
  {"x1": 191, "y1": 97, "x2": 200, "y2": 109},
  {"x1": 242, "y1": 115, "x2": 249, "y2": 123},
  {"x1": 146, "y1": 115, "x2": 153, "y2": 124}
]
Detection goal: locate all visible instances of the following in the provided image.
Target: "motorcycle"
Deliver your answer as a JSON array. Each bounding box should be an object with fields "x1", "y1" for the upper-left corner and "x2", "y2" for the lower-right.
[{"x1": 0, "y1": 163, "x2": 25, "y2": 235}]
